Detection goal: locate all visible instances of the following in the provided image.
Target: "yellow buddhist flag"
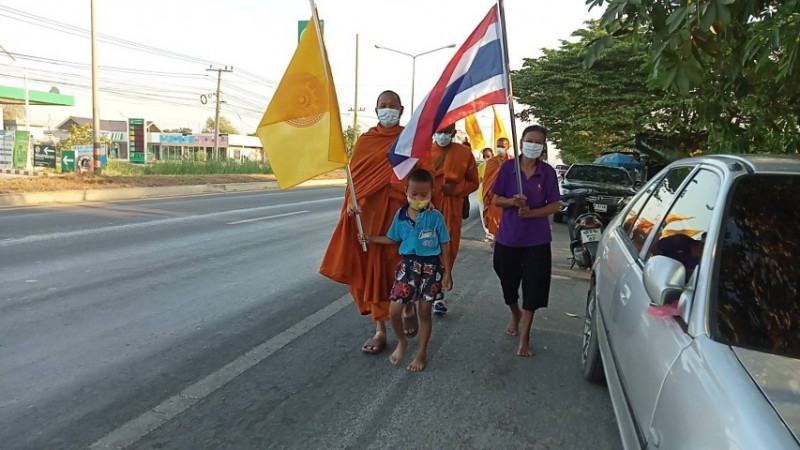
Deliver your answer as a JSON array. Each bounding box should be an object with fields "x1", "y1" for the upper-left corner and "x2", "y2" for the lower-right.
[
  {"x1": 464, "y1": 114, "x2": 485, "y2": 150},
  {"x1": 492, "y1": 105, "x2": 509, "y2": 145},
  {"x1": 256, "y1": 15, "x2": 348, "y2": 190}
]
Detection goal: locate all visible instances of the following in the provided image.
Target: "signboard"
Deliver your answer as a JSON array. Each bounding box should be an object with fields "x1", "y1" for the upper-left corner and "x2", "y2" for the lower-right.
[
  {"x1": 297, "y1": 20, "x2": 323, "y2": 42},
  {"x1": 13, "y1": 130, "x2": 29, "y2": 169},
  {"x1": 128, "y1": 118, "x2": 146, "y2": 164},
  {"x1": 0, "y1": 130, "x2": 13, "y2": 169},
  {"x1": 159, "y1": 133, "x2": 195, "y2": 144},
  {"x1": 71, "y1": 144, "x2": 108, "y2": 171},
  {"x1": 61, "y1": 150, "x2": 75, "y2": 172},
  {"x1": 33, "y1": 144, "x2": 56, "y2": 168}
]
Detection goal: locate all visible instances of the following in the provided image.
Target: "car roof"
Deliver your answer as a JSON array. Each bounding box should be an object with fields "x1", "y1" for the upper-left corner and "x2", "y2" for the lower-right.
[
  {"x1": 674, "y1": 154, "x2": 800, "y2": 175},
  {"x1": 569, "y1": 163, "x2": 629, "y2": 171}
]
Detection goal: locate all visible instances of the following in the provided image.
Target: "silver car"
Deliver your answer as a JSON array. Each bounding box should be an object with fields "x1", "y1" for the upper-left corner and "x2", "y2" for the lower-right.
[{"x1": 582, "y1": 155, "x2": 800, "y2": 449}]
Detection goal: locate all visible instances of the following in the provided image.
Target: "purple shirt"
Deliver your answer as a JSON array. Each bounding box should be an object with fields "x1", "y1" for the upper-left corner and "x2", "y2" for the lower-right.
[{"x1": 492, "y1": 158, "x2": 560, "y2": 247}]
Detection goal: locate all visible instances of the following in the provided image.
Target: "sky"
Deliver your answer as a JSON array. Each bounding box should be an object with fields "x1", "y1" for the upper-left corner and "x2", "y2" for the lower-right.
[{"x1": 0, "y1": 0, "x2": 602, "y2": 146}]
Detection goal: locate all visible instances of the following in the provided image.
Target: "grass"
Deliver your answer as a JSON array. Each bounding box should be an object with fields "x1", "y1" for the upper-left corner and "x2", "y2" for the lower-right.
[{"x1": 103, "y1": 160, "x2": 273, "y2": 176}]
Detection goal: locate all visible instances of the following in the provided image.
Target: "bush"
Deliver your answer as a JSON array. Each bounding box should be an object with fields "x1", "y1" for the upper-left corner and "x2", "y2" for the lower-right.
[{"x1": 142, "y1": 160, "x2": 272, "y2": 175}]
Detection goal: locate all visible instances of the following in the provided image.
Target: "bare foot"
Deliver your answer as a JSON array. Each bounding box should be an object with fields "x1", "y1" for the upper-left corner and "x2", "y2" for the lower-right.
[
  {"x1": 517, "y1": 342, "x2": 533, "y2": 357},
  {"x1": 407, "y1": 351, "x2": 427, "y2": 371},
  {"x1": 506, "y1": 310, "x2": 521, "y2": 336},
  {"x1": 389, "y1": 340, "x2": 408, "y2": 365}
]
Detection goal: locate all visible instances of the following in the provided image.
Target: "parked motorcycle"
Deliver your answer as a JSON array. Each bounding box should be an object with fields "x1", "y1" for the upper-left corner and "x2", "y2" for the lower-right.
[{"x1": 565, "y1": 189, "x2": 604, "y2": 269}]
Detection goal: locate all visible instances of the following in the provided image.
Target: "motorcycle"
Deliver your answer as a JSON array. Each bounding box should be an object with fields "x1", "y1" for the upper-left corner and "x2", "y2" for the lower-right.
[{"x1": 565, "y1": 189, "x2": 604, "y2": 270}]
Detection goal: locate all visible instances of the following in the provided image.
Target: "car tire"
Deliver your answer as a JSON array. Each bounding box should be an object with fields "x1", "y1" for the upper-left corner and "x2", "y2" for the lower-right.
[
  {"x1": 582, "y1": 281, "x2": 605, "y2": 384},
  {"x1": 553, "y1": 212, "x2": 563, "y2": 223}
]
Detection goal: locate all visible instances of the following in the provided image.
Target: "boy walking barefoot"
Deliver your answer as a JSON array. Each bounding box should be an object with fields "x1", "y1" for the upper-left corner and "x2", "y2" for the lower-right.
[{"x1": 360, "y1": 169, "x2": 453, "y2": 371}]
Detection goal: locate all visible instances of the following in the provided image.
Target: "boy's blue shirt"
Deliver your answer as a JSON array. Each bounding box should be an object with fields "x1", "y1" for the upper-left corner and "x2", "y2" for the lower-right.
[{"x1": 386, "y1": 206, "x2": 451, "y2": 257}]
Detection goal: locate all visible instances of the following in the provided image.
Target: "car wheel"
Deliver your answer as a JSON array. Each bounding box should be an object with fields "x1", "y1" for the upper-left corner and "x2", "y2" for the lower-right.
[
  {"x1": 553, "y1": 212, "x2": 563, "y2": 223},
  {"x1": 582, "y1": 281, "x2": 605, "y2": 384}
]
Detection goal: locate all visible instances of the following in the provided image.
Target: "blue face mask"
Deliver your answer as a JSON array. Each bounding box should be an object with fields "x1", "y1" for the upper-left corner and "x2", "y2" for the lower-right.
[
  {"x1": 377, "y1": 108, "x2": 400, "y2": 127},
  {"x1": 433, "y1": 132, "x2": 453, "y2": 147}
]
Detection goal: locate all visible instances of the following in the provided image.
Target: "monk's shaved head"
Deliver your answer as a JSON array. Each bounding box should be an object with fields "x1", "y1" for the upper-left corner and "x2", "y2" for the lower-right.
[
  {"x1": 376, "y1": 90, "x2": 402, "y2": 108},
  {"x1": 437, "y1": 123, "x2": 456, "y2": 135}
]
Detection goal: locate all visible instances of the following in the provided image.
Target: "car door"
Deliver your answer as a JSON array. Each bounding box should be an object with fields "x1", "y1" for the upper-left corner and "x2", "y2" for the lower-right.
[{"x1": 610, "y1": 167, "x2": 723, "y2": 442}]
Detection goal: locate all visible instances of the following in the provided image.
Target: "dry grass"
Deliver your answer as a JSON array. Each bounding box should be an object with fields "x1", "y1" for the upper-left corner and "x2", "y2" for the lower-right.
[{"x1": 0, "y1": 169, "x2": 347, "y2": 194}]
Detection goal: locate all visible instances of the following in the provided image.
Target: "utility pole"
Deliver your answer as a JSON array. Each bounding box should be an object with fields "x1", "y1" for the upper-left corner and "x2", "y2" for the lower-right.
[
  {"x1": 1, "y1": 43, "x2": 32, "y2": 170},
  {"x1": 206, "y1": 65, "x2": 232, "y2": 160},
  {"x1": 91, "y1": 0, "x2": 102, "y2": 174},
  {"x1": 353, "y1": 34, "x2": 359, "y2": 135}
]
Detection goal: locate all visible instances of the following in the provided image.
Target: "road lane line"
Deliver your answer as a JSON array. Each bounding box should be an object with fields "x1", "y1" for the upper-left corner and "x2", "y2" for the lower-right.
[
  {"x1": 90, "y1": 294, "x2": 352, "y2": 449},
  {"x1": 0, "y1": 197, "x2": 341, "y2": 248},
  {"x1": 226, "y1": 210, "x2": 309, "y2": 225}
]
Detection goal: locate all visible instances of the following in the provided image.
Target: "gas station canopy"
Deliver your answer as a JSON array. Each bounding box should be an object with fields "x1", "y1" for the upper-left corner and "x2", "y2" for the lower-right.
[{"x1": 0, "y1": 85, "x2": 74, "y2": 106}]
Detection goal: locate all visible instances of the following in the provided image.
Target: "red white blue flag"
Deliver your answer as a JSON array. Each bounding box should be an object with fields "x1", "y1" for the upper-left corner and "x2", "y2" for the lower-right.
[{"x1": 388, "y1": 6, "x2": 508, "y2": 180}]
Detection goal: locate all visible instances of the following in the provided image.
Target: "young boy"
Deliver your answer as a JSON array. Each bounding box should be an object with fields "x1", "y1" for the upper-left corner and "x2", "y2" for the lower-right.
[{"x1": 360, "y1": 169, "x2": 453, "y2": 371}]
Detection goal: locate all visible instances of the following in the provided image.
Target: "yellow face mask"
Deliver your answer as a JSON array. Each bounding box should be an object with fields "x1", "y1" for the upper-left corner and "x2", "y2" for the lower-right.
[{"x1": 407, "y1": 197, "x2": 431, "y2": 211}]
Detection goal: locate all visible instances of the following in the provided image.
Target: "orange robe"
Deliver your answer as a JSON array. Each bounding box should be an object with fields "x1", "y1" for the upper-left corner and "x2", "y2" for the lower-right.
[
  {"x1": 482, "y1": 156, "x2": 505, "y2": 236},
  {"x1": 424, "y1": 142, "x2": 479, "y2": 268},
  {"x1": 319, "y1": 124, "x2": 407, "y2": 322}
]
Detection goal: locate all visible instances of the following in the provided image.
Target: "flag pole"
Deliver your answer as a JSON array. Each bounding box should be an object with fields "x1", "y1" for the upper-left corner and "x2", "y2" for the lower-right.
[
  {"x1": 496, "y1": 0, "x2": 523, "y2": 195},
  {"x1": 309, "y1": 0, "x2": 367, "y2": 252}
]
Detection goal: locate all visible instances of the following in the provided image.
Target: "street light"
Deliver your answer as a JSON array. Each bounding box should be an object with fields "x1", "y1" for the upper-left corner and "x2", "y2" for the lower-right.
[{"x1": 374, "y1": 43, "x2": 456, "y2": 116}]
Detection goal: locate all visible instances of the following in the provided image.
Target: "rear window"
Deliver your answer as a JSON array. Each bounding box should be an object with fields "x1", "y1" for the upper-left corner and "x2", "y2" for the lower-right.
[
  {"x1": 713, "y1": 175, "x2": 800, "y2": 359},
  {"x1": 566, "y1": 165, "x2": 632, "y2": 186}
]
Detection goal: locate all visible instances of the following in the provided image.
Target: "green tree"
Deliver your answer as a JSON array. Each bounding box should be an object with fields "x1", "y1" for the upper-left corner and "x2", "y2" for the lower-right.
[
  {"x1": 202, "y1": 116, "x2": 239, "y2": 135},
  {"x1": 1, "y1": 104, "x2": 24, "y2": 121},
  {"x1": 513, "y1": 21, "x2": 704, "y2": 163},
  {"x1": 162, "y1": 127, "x2": 193, "y2": 134},
  {"x1": 585, "y1": 0, "x2": 800, "y2": 154},
  {"x1": 344, "y1": 125, "x2": 361, "y2": 158},
  {"x1": 56, "y1": 123, "x2": 113, "y2": 153}
]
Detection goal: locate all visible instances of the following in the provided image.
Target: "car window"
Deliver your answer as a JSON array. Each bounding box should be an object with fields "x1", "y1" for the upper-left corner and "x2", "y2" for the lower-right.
[
  {"x1": 627, "y1": 167, "x2": 694, "y2": 253},
  {"x1": 565, "y1": 165, "x2": 632, "y2": 186},
  {"x1": 645, "y1": 169, "x2": 721, "y2": 280},
  {"x1": 713, "y1": 175, "x2": 800, "y2": 360},
  {"x1": 621, "y1": 178, "x2": 660, "y2": 235}
]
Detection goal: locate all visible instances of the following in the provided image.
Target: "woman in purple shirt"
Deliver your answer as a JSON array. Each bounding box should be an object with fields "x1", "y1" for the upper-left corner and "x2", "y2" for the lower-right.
[{"x1": 492, "y1": 125, "x2": 560, "y2": 357}]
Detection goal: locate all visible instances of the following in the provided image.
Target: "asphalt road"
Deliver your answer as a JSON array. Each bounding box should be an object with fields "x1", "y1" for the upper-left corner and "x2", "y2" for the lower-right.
[{"x1": 0, "y1": 187, "x2": 621, "y2": 449}]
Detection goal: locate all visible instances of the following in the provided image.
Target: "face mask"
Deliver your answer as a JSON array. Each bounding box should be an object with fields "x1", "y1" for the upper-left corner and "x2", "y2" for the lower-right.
[
  {"x1": 496, "y1": 147, "x2": 506, "y2": 155},
  {"x1": 433, "y1": 133, "x2": 453, "y2": 147},
  {"x1": 407, "y1": 197, "x2": 430, "y2": 211},
  {"x1": 377, "y1": 108, "x2": 400, "y2": 127},
  {"x1": 522, "y1": 142, "x2": 544, "y2": 159}
]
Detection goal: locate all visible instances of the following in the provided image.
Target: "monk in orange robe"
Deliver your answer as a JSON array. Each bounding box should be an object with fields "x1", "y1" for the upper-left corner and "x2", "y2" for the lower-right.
[
  {"x1": 420, "y1": 123, "x2": 479, "y2": 314},
  {"x1": 482, "y1": 137, "x2": 511, "y2": 238},
  {"x1": 320, "y1": 90, "x2": 418, "y2": 354}
]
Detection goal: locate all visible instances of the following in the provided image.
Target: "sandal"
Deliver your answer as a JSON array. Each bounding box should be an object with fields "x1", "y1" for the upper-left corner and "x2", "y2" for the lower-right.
[{"x1": 361, "y1": 335, "x2": 387, "y2": 354}]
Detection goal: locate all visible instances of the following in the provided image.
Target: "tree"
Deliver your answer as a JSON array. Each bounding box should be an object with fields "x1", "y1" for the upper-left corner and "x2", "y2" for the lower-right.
[
  {"x1": 56, "y1": 123, "x2": 113, "y2": 153},
  {"x1": 512, "y1": 21, "x2": 704, "y2": 163},
  {"x1": 1, "y1": 105, "x2": 24, "y2": 121},
  {"x1": 344, "y1": 125, "x2": 361, "y2": 158},
  {"x1": 162, "y1": 127, "x2": 193, "y2": 134},
  {"x1": 202, "y1": 116, "x2": 239, "y2": 135},
  {"x1": 585, "y1": 0, "x2": 800, "y2": 154}
]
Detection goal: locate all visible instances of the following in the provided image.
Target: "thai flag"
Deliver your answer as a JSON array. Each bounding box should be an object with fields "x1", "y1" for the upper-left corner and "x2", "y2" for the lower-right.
[{"x1": 388, "y1": 5, "x2": 508, "y2": 180}]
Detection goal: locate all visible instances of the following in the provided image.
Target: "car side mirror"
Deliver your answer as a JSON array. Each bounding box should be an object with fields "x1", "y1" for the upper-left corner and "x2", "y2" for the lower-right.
[{"x1": 643, "y1": 256, "x2": 686, "y2": 306}]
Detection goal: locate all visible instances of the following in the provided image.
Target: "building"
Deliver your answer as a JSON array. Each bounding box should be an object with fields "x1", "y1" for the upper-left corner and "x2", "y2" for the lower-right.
[
  {"x1": 152, "y1": 132, "x2": 264, "y2": 162},
  {"x1": 55, "y1": 116, "x2": 161, "y2": 159}
]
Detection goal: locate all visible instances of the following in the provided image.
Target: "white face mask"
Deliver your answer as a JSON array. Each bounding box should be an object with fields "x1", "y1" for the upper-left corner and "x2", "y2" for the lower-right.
[
  {"x1": 377, "y1": 108, "x2": 400, "y2": 127},
  {"x1": 522, "y1": 142, "x2": 544, "y2": 159},
  {"x1": 433, "y1": 132, "x2": 453, "y2": 147}
]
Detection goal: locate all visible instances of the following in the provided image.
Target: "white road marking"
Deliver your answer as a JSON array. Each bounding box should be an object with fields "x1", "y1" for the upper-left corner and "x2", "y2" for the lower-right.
[
  {"x1": 0, "y1": 197, "x2": 341, "y2": 248},
  {"x1": 226, "y1": 210, "x2": 309, "y2": 225},
  {"x1": 90, "y1": 294, "x2": 352, "y2": 449}
]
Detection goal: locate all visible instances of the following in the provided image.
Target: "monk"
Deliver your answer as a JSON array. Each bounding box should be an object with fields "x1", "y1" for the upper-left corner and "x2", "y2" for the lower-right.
[
  {"x1": 423, "y1": 123, "x2": 479, "y2": 315},
  {"x1": 320, "y1": 90, "x2": 420, "y2": 354},
  {"x1": 482, "y1": 137, "x2": 511, "y2": 241}
]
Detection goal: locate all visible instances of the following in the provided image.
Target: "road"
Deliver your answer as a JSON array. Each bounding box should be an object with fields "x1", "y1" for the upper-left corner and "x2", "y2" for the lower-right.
[{"x1": 0, "y1": 188, "x2": 621, "y2": 449}]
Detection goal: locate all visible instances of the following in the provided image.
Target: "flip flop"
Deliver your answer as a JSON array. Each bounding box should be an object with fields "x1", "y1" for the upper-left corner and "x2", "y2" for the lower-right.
[
  {"x1": 361, "y1": 335, "x2": 386, "y2": 354},
  {"x1": 402, "y1": 310, "x2": 419, "y2": 338}
]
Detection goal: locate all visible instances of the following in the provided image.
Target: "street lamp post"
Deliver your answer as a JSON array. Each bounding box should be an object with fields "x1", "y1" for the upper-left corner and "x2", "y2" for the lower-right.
[{"x1": 374, "y1": 43, "x2": 456, "y2": 116}]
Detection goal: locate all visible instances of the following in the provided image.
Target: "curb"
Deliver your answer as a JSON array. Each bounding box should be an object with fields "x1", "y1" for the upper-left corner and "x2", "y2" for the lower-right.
[
  {"x1": 1, "y1": 168, "x2": 51, "y2": 177},
  {"x1": 0, "y1": 179, "x2": 347, "y2": 208}
]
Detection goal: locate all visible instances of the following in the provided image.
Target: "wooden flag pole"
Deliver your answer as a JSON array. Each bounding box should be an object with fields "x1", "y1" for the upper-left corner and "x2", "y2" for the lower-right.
[
  {"x1": 496, "y1": 0, "x2": 524, "y2": 196},
  {"x1": 309, "y1": 0, "x2": 367, "y2": 252}
]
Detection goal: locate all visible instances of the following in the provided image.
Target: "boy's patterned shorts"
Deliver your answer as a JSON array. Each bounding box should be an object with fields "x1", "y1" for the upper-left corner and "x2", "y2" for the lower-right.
[{"x1": 389, "y1": 255, "x2": 445, "y2": 304}]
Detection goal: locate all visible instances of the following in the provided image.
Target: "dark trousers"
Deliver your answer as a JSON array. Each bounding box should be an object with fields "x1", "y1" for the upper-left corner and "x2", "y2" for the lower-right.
[{"x1": 493, "y1": 242, "x2": 552, "y2": 312}]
